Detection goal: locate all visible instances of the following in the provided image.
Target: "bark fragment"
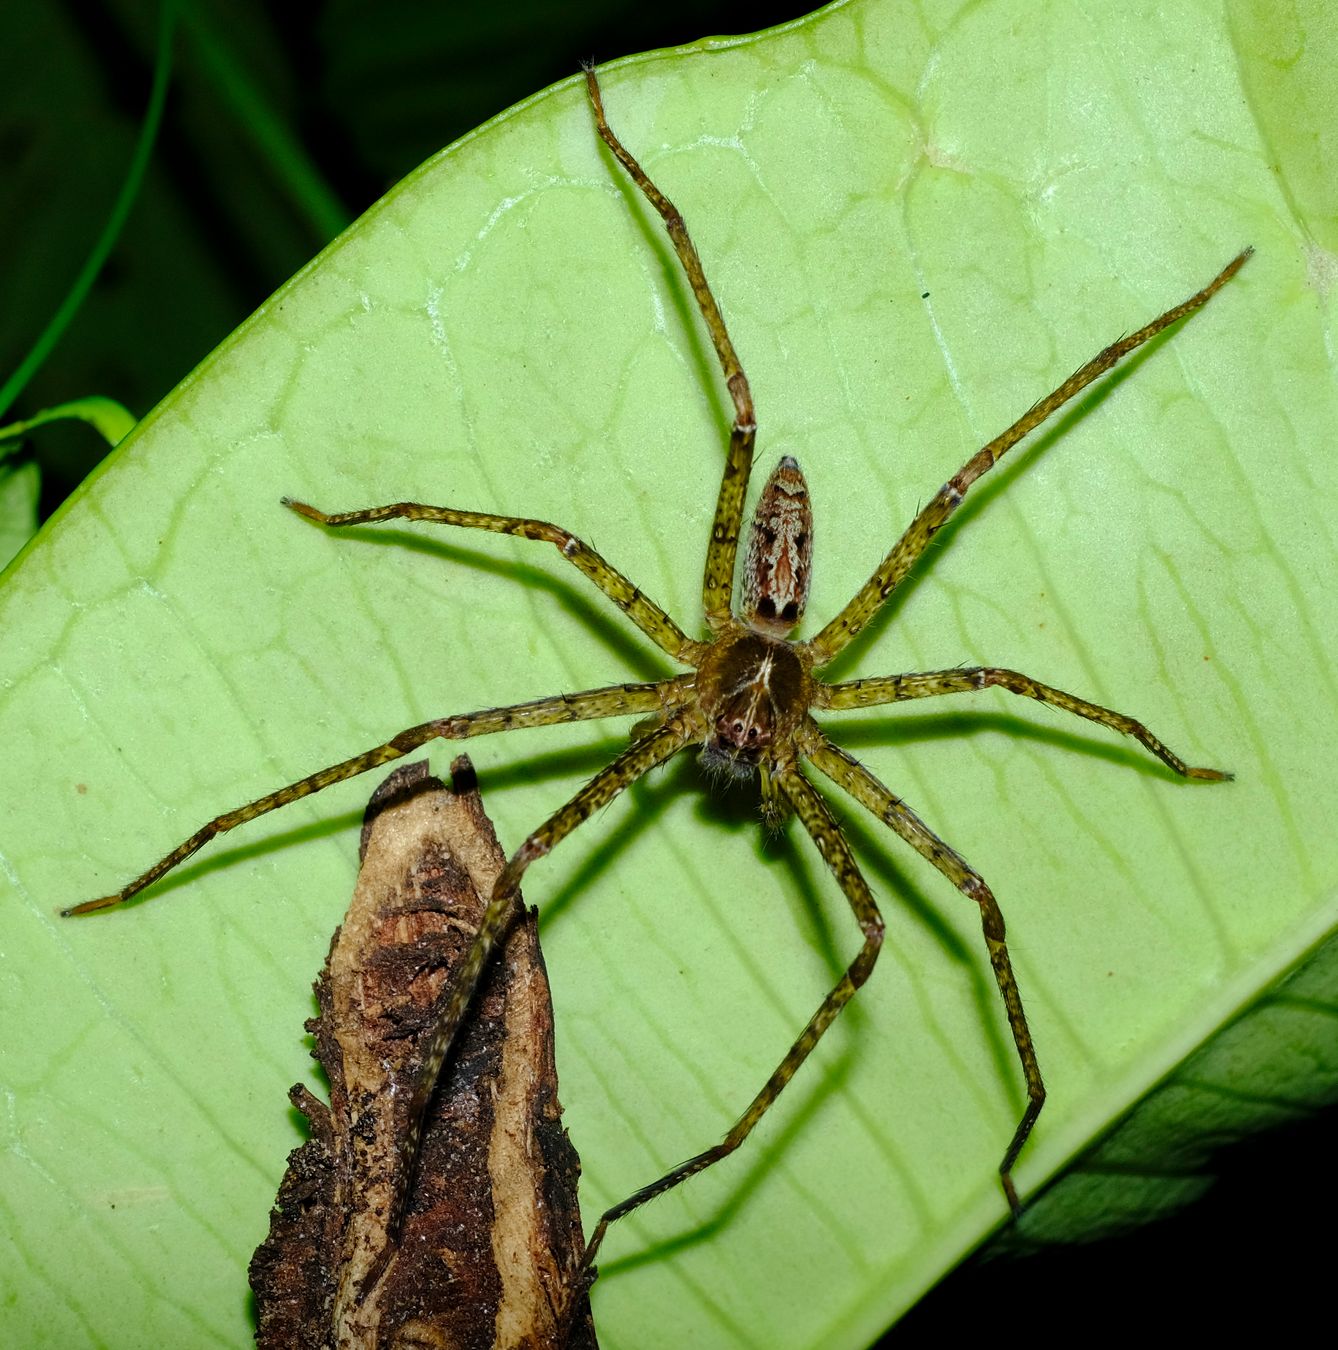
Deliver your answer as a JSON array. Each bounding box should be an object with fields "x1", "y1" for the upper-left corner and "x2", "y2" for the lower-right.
[{"x1": 250, "y1": 758, "x2": 595, "y2": 1349}]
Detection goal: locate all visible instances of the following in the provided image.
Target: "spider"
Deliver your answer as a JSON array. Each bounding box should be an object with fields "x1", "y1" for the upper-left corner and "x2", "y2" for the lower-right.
[{"x1": 67, "y1": 67, "x2": 1250, "y2": 1275}]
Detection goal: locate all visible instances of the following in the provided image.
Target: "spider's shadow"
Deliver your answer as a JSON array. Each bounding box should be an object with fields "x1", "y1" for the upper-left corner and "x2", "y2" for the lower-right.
[
  {"x1": 591, "y1": 757, "x2": 1026, "y2": 1282},
  {"x1": 501, "y1": 740, "x2": 686, "y2": 932},
  {"x1": 597, "y1": 137, "x2": 739, "y2": 474},
  {"x1": 114, "y1": 737, "x2": 629, "y2": 909},
  {"x1": 597, "y1": 124, "x2": 1188, "y2": 695},
  {"x1": 297, "y1": 525, "x2": 674, "y2": 686},
  {"x1": 830, "y1": 705, "x2": 1188, "y2": 780},
  {"x1": 819, "y1": 330, "x2": 1174, "y2": 684}
]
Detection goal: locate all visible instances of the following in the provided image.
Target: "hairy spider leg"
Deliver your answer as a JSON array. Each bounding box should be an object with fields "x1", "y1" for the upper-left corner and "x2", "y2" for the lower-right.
[
  {"x1": 818, "y1": 668, "x2": 1231, "y2": 781},
  {"x1": 807, "y1": 247, "x2": 1254, "y2": 664},
  {"x1": 584, "y1": 66, "x2": 757, "y2": 633},
  {"x1": 62, "y1": 680, "x2": 687, "y2": 915},
  {"x1": 577, "y1": 761, "x2": 885, "y2": 1273},
  {"x1": 799, "y1": 724, "x2": 1043, "y2": 1212},
  {"x1": 393, "y1": 714, "x2": 700, "y2": 1237},
  {"x1": 283, "y1": 497, "x2": 702, "y2": 664},
  {"x1": 805, "y1": 660, "x2": 1235, "y2": 1201}
]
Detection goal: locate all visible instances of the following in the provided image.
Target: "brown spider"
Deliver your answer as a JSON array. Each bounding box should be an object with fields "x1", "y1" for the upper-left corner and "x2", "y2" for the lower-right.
[{"x1": 67, "y1": 67, "x2": 1250, "y2": 1273}]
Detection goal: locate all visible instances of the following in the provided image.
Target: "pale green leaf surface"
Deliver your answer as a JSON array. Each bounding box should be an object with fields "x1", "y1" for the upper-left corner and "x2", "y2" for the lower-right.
[{"x1": 2, "y1": 2, "x2": 1335, "y2": 1347}]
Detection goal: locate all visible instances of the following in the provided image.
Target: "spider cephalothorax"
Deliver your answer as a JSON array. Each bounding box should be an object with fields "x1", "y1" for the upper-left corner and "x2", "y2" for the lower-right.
[
  {"x1": 697, "y1": 621, "x2": 813, "y2": 772},
  {"x1": 69, "y1": 64, "x2": 1249, "y2": 1290}
]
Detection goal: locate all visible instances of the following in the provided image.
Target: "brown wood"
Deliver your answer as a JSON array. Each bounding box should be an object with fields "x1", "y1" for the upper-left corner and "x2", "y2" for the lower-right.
[{"x1": 249, "y1": 759, "x2": 596, "y2": 1349}]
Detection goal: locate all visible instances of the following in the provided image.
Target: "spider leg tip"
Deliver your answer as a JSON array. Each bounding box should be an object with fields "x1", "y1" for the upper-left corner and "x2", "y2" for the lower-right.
[
  {"x1": 61, "y1": 894, "x2": 118, "y2": 918},
  {"x1": 1000, "y1": 1173, "x2": 1023, "y2": 1219},
  {"x1": 282, "y1": 497, "x2": 322, "y2": 522},
  {"x1": 1188, "y1": 766, "x2": 1233, "y2": 782}
]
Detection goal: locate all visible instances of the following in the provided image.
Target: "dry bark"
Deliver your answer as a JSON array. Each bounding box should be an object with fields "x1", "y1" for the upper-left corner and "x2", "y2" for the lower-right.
[{"x1": 250, "y1": 758, "x2": 595, "y2": 1349}]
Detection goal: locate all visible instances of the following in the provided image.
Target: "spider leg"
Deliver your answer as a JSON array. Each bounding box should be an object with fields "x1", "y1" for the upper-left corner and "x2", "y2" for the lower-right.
[
  {"x1": 395, "y1": 714, "x2": 699, "y2": 1234},
  {"x1": 800, "y1": 720, "x2": 1042, "y2": 1213},
  {"x1": 818, "y1": 667, "x2": 1231, "y2": 780},
  {"x1": 584, "y1": 68, "x2": 757, "y2": 633},
  {"x1": 577, "y1": 759, "x2": 884, "y2": 1274},
  {"x1": 63, "y1": 679, "x2": 691, "y2": 915},
  {"x1": 283, "y1": 498, "x2": 701, "y2": 664},
  {"x1": 807, "y1": 248, "x2": 1253, "y2": 664}
]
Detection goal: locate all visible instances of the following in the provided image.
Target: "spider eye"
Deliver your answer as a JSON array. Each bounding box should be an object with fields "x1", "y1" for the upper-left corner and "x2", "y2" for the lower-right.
[{"x1": 756, "y1": 597, "x2": 777, "y2": 619}]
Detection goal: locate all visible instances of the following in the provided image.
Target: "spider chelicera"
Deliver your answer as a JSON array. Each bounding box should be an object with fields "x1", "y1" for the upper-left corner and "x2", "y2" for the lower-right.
[{"x1": 68, "y1": 67, "x2": 1250, "y2": 1270}]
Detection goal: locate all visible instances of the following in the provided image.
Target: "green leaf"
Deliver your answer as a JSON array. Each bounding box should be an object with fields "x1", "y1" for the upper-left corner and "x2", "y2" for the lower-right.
[
  {"x1": 0, "y1": 456, "x2": 40, "y2": 571},
  {"x1": 1, "y1": 2, "x2": 1333, "y2": 1347},
  {"x1": 0, "y1": 396, "x2": 138, "y2": 452}
]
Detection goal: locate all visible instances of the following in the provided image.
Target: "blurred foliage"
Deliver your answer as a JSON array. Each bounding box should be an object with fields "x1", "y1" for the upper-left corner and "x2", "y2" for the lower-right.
[{"x1": 0, "y1": 0, "x2": 812, "y2": 516}]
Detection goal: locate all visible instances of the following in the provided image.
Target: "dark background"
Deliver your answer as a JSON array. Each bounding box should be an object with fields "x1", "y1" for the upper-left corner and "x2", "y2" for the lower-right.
[{"x1": 3, "y1": 0, "x2": 1325, "y2": 1341}]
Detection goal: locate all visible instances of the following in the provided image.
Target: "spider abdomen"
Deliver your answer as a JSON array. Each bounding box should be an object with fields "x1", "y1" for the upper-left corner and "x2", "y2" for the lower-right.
[{"x1": 741, "y1": 456, "x2": 813, "y2": 637}]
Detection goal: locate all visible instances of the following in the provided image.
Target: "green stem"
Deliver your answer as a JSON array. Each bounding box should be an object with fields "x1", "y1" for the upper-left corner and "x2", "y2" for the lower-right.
[{"x1": 0, "y1": 1, "x2": 178, "y2": 422}]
